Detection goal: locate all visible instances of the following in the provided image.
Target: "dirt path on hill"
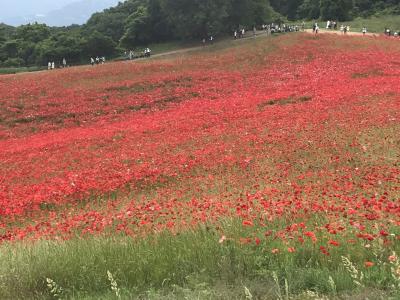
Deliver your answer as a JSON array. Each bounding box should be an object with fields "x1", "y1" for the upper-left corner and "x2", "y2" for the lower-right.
[
  {"x1": 4, "y1": 29, "x2": 382, "y2": 77},
  {"x1": 305, "y1": 28, "x2": 380, "y2": 37}
]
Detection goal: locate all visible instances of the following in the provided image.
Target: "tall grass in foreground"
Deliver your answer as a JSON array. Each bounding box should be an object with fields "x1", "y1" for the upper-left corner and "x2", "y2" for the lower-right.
[{"x1": 0, "y1": 219, "x2": 399, "y2": 299}]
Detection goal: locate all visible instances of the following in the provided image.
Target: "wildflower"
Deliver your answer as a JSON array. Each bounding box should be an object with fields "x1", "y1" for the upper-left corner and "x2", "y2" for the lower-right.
[
  {"x1": 364, "y1": 261, "x2": 374, "y2": 268},
  {"x1": 389, "y1": 254, "x2": 397, "y2": 262},
  {"x1": 320, "y1": 246, "x2": 330, "y2": 256},
  {"x1": 287, "y1": 247, "x2": 296, "y2": 253},
  {"x1": 219, "y1": 235, "x2": 227, "y2": 244},
  {"x1": 242, "y1": 220, "x2": 254, "y2": 227},
  {"x1": 328, "y1": 240, "x2": 340, "y2": 246}
]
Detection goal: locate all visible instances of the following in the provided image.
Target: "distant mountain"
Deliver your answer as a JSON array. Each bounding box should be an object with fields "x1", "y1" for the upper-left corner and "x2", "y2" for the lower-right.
[{"x1": 0, "y1": 0, "x2": 123, "y2": 26}]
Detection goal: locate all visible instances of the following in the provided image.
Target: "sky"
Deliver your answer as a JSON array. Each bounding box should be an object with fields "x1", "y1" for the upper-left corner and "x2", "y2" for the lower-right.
[
  {"x1": 0, "y1": 0, "x2": 122, "y2": 26},
  {"x1": 0, "y1": 0, "x2": 76, "y2": 19}
]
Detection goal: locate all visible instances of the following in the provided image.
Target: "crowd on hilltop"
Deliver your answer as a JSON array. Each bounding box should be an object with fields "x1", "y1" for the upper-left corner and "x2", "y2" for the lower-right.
[
  {"x1": 46, "y1": 56, "x2": 107, "y2": 69},
  {"x1": 124, "y1": 48, "x2": 152, "y2": 61},
  {"x1": 384, "y1": 27, "x2": 400, "y2": 36},
  {"x1": 90, "y1": 56, "x2": 106, "y2": 66},
  {"x1": 205, "y1": 23, "x2": 304, "y2": 45},
  {"x1": 311, "y1": 20, "x2": 399, "y2": 36},
  {"x1": 47, "y1": 57, "x2": 68, "y2": 70}
]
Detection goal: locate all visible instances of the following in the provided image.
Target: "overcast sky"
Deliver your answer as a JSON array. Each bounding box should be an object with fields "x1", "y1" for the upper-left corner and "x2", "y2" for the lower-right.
[
  {"x1": 0, "y1": 0, "x2": 123, "y2": 26},
  {"x1": 0, "y1": 0, "x2": 78, "y2": 18}
]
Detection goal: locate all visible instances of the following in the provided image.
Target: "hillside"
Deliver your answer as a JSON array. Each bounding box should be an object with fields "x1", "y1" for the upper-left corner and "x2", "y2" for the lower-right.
[
  {"x1": 0, "y1": 32, "x2": 399, "y2": 298},
  {"x1": 1, "y1": 0, "x2": 400, "y2": 69}
]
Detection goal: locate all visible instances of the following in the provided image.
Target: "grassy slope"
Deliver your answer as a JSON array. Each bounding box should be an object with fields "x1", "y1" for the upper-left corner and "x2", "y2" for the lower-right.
[
  {"x1": 346, "y1": 15, "x2": 400, "y2": 33},
  {"x1": 292, "y1": 14, "x2": 400, "y2": 33},
  {"x1": 0, "y1": 34, "x2": 399, "y2": 299}
]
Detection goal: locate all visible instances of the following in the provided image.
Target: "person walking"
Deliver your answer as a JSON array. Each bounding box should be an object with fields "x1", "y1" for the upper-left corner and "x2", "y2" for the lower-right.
[
  {"x1": 362, "y1": 27, "x2": 367, "y2": 35},
  {"x1": 315, "y1": 24, "x2": 319, "y2": 34},
  {"x1": 51, "y1": 61, "x2": 55, "y2": 70},
  {"x1": 210, "y1": 35, "x2": 214, "y2": 44},
  {"x1": 234, "y1": 30, "x2": 237, "y2": 39},
  {"x1": 146, "y1": 48, "x2": 152, "y2": 57},
  {"x1": 62, "y1": 58, "x2": 67, "y2": 68},
  {"x1": 90, "y1": 57, "x2": 95, "y2": 66},
  {"x1": 48, "y1": 61, "x2": 51, "y2": 70}
]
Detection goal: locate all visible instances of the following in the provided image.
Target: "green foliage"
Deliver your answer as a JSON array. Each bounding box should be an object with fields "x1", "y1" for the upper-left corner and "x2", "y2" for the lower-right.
[
  {"x1": 0, "y1": 57, "x2": 24, "y2": 67},
  {"x1": 120, "y1": 5, "x2": 151, "y2": 47},
  {"x1": 297, "y1": 0, "x2": 320, "y2": 19},
  {"x1": 320, "y1": 0, "x2": 353, "y2": 21},
  {"x1": 85, "y1": 30, "x2": 117, "y2": 56}
]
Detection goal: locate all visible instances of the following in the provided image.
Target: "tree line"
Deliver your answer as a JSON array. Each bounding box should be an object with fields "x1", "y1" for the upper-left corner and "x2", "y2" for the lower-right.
[{"x1": 0, "y1": 0, "x2": 399, "y2": 68}]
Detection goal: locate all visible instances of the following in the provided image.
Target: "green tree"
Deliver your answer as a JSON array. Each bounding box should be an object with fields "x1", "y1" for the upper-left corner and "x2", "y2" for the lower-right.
[
  {"x1": 34, "y1": 32, "x2": 86, "y2": 65},
  {"x1": 120, "y1": 5, "x2": 151, "y2": 47},
  {"x1": 85, "y1": 0, "x2": 143, "y2": 43},
  {"x1": 229, "y1": 0, "x2": 275, "y2": 29},
  {"x1": 15, "y1": 23, "x2": 51, "y2": 43},
  {"x1": 297, "y1": 0, "x2": 320, "y2": 19},
  {"x1": 320, "y1": 0, "x2": 353, "y2": 21},
  {"x1": 84, "y1": 31, "x2": 116, "y2": 57},
  {"x1": 1, "y1": 40, "x2": 19, "y2": 58},
  {"x1": 160, "y1": 0, "x2": 230, "y2": 38}
]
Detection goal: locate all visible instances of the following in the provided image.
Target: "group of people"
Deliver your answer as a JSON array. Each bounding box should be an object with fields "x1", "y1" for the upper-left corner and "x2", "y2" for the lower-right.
[
  {"x1": 340, "y1": 24, "x2": 352, "y2": 34},
  {"x1": 47, "y1": 58, "x2": 67, "y2": 70},
  {"x1": 124, "y1": 48, "x2": 152, "y2": 60},
  {"x1": 269, "y1": 23, "x2": 302, "y2": 33},
  {"x1": 384, "y1": 28, "x2": 400, "y2": 37},
  {"x1": 233, "y1": 28, "x2": 246, "y2": 39},
  {"x1": 326, "y1": 20, "x2": 338, "y2": 30},
  {"x1": 90, "y1": 56, "x2": 106, "y2": 66},
  {"x1": 231, "y1": 23, "x2": 302, "y2": 40},
  {"x1": 313, "y1": 22, "x2": 355, "y2": 35}
]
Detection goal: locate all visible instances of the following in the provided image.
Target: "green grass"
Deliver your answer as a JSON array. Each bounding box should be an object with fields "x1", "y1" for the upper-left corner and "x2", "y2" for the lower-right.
[
  {"x1": 0, "y1": 219, "x2": 399, "y2": 299},
  {"x1": 0, "y1": 66, "x2": 46, "y2": 75},
  {"x1": 346, "y1": 15, "x2": 400, "y2": 33},
  {"x1": 291, "y1": 14, "x2": 400, "y2": 33}
]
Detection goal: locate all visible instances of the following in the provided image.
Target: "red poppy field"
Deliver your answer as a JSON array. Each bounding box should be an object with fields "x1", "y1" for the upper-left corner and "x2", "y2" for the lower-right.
[{"x1": 0, "y1": 33, "x2": 399, "y2": 299}]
